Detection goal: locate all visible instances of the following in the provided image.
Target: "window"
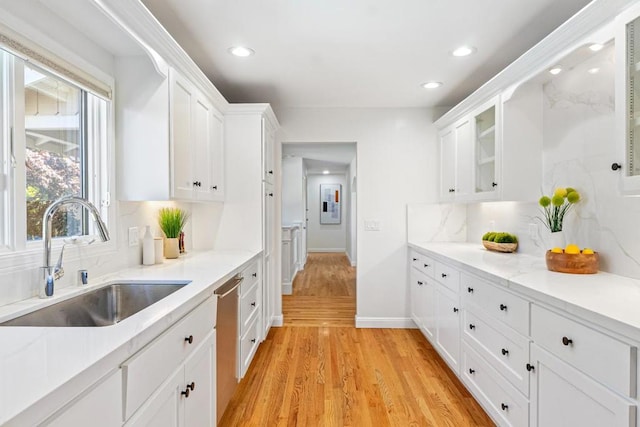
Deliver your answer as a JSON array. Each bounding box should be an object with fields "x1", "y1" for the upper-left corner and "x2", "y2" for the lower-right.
[{"x1": 0, "y1": 48, "x2": 111, "y2": 252}]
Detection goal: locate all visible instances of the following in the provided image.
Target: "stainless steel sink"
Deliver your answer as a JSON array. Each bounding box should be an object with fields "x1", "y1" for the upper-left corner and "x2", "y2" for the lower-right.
[{"x1": 0, "y1": 281, "x2": 191, "y2": 327}]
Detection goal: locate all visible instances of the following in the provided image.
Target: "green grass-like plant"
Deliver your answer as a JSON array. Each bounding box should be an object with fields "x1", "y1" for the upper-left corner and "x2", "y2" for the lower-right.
[
  {"x1": 158, "y1": 207, "x2": 189, "y2": 238},
  {"x1": 482, "y1": 231, "x2": 517, "y2": 243}
]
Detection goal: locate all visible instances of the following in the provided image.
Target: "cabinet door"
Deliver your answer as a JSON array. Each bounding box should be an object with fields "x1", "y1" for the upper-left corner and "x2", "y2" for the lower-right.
[
  {"x1": 125, "y1": 368, "x2": 182, "y2": 427},
  {"x1": 184, "y1": 332, "x2": 216, "y2": 427},
  {"x1": 435, "y1": 285, "x2": 461, "y2": 373},
  {"x1": 439, "y1": 126, "x2": 456, "y2": 200},
  {"x1": 421, "y1": 276, "x2": 436, "y2": 341},
  {"x1": 262, "y1": 117, "x2": 275, "y2": 183},
  {"x1": 170, "y1": 72, "x2": 195, "y2": 200},
  {"x1": 472, "y1": 99, "x2": 499, "y2": 197},
  {"x1": 264, "y1": 183, "x2": 274, "y2": 256},
  {"x1": 530, "y1": 345, "x2": 635, "y2": 427},
  {"x1": 208, "y1": 110, "x2": 224, "y2": 200},
  {"x1": 454, "y1": 119, "x2": 473, "y2": 199},
  {"x1": 47, "y1": 371, "x2": 122, "y2": 427},
  {"x1": 410, "y1": 270, "x2": 424, "y2": 329},
  {"x1": 192, "y1": 96, "x2": 213, "y2": 201},
  {"x1": 262, "y1": 254, "x2": 272, "y2": 339}
]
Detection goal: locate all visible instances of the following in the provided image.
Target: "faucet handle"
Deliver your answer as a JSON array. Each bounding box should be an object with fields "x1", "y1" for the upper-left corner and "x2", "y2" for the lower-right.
[{"x1": 54, "y1": 244, "x2": 65, "y2": 280}]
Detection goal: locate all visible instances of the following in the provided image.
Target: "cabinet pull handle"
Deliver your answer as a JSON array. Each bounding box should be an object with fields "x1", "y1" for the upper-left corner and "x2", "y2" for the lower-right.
[
  {"x1": 499, "y1": 303, "x2": 507, "y2": 311},
  {"x1": 212, "y1": 185, "x2": 218, "y2": 190},
  {"x1": 453, "y1": 307, "x2": 459, "y2": 313},
  {"x1": 468, "y1": 368, "x2": 475, "y2": 374},
  {"x1": 492, "y1": 182, "x2": 498, "y2": 187},
  {"x1": 449, "y1": 188, "x2": 455, "y2": 193},
  {"x1": 562, "y1": 336, "x2": 573, "y2": 346},
  {"x1": 501, "y1": 403, "x2": 508, "y2": 411},
  {"x1": 252, "y1": 272, "x2": 257, "y2": 277},
  {"x1": 269, "y1": 193, "x2": 274, "y2": 197},
  {"x1": 441, "y1": 273, "x2": 447, "y2": 278},
  {"x1": 467, "y1": 287, "x2": 474, "y2": 293},
  {"x1": 412, "y1": 258, "x2": 417, "y2": 261},
  {"x1": 188, "y1": 382, "x2": 195, "y2": 391},
  {"x1": 268, "y1": 170, "x2": 273, "y2": 174},
  {"x1": 501, "y1": 348, "x2": 509, "y2": 356},
  {"x1": 181, "y1": 388, "x2": 190, "y2": 398},
  {"x1": 251, "y1": 301, "x2": 256, "y2": 307},
  {"x1": 424, "y1": 263, "x2": 429, "y2": 268},
  {"x1": 612, "y1": 163, "x2": 622, "y2": 171},
  {"x1": 526, "y1": 363, "x2": 535, "y2": 372},
  {"x1": 185, "y1": 335, "x2": 194, "y2": 344},
  {"x1": 251, "y1": 338, "x2": 257, "y2": 343},
  {"x1": 192, "y1": 181, "x2": 202, "y2": 187},
  {"x1": 469, "y1": 324, "x2": 475, "y2": 330},
  {"x1": 417, "y1": 281, "x2": 424, "y2": 286}
]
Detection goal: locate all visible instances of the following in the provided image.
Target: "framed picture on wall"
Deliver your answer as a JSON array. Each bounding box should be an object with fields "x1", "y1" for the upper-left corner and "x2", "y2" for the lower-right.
[{"x1": 320, "y1": 183, "x2": 341, "y2": 224}]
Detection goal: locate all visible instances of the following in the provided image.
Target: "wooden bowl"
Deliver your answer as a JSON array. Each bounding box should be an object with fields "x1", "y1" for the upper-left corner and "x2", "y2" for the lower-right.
[
  {"x1": 545, "y1": 250, "x2": 599, "y2": 274},
  {"x1": 482, "y1": 241, "x2": 518, "y2": 253}
]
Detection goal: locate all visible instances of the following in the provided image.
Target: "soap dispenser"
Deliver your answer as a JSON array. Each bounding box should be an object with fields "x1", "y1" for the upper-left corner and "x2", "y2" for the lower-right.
[{"x1": 142, "y1": 225, "x2": 155, "y2": 265}]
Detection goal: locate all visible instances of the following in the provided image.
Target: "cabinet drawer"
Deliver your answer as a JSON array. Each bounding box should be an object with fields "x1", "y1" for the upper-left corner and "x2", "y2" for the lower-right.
[
  {"x1": 462, "y1": 342, "x2": 529, "y2": 427},
  {"x1": 531, "y1": 305, "x2": 636, "y2": 397},
  {"x1": 240, "y1": 281, "x2": 261, "y2": 336},
  {"x1": 240, "y1": 259, "x2": 260, "y2": 290},
  {"x1": 122, "y1": 296, "x2": 216, "y2": 420},
  {"x1": 463, "y1": 308, "x2": 530, "y2": 396},
  {"x1": 462, "y1": 272, "x2": 529, "y2": 336},
  {"x1": 239, "y1": 315, "x2": 261, "y2": 378},
  {"x1": 435, "y1": 262, "x2": 460, "y2": 294},
  {"x1": 410, "y1": 250, "x2": 435, "y2": 278}
]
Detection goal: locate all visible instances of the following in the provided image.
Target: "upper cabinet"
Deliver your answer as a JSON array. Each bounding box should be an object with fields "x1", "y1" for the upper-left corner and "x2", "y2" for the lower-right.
[{"x1": 617, "y1": 4, "x2": 640, "y2": 195}]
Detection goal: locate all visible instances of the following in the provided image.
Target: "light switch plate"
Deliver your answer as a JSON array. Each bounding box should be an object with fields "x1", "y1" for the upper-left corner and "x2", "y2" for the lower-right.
[
  {"x1": 364, "y1": 220, "x2": 381, "y2": 231},
  {"x1": 128, "y1": 227, "x2": 139, "y2": 246}
]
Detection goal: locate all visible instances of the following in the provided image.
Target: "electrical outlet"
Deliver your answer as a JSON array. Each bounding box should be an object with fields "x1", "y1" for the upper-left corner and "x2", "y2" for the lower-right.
[
  {"x1": 364, "y1": 220, "x2": 381, "y2": 231},
  {"x1": 528, "y1": 223, "x2": 538, "y2": 239},
  {"x1": 128, "y1": 227, "x2": 139, "y2": 247}
]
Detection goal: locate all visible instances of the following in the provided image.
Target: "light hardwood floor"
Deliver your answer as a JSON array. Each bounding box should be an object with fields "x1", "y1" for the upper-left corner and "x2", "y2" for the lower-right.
[{"x1": 219, "y1": 253, "x2": 494, "y2": 426}]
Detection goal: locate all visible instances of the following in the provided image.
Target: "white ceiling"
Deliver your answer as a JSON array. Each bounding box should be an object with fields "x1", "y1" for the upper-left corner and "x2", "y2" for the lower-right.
[
  {"x1": 141, "y1": 0, "x2": 592, "y2": 110},
  {"x1": 283, "y1": 143, "x2": 356, "y2": 174}
]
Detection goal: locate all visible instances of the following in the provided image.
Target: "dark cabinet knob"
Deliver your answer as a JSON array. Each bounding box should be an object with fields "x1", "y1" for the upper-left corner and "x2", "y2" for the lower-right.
[
  {"x1": 441, "y1": 273, "x2": 447, "y2": 278},
  {"x1": 469, "y1": 324, "x2": 475, "y2": 330},
  {"x1": 188, "y1": 382, "x2": 195, "y2": 391},
  {"x1": 448, "y1": 188, "x2": 455, "y2": 193},
  {"x1": 453, "y1": 307, "x2": 459, "y2": 313},
  {"x1": 501, "y1": 403, "x2": 508, "y2": 411},
  {"x1": 251, "y1": 301, "x2": 256, "y2": 307},
  {"x1": 499, "y1": 304, "x2": 507, "y2": 311},
  {"x1": 417, "y1": 281, "x2": 424, "y2": 286},
  {"x1": 612, "y1": 163, "x2": 622, "y2": 171},
  {"x1": 424, "y1": 263, "x2": 429, "y2": 268},
  {"x1": 501, "y1": 348, "x2": 509, "y2": 356},
  {"x1": 492, "y1": 182, "x2": 498, "y2": 187},
  {"x1": 468, "y1": 368, "x2": 475, "y2": 374},
  {"x1": 268, "y1": 170, "x2": 273, "y2": 174},
  {"x1": 192, "y1": 181, "x2": 202, "y2": 187},
  {"x1": 251, "y1": 338, "x2": 257, "y2": 343},
  {"x1": 412, "y1": 258, "x2": 417, "y2": 261},
  {"x1": 562, "y1": 336, "x2": 573, "y2": 346},
  {"x1": 181, "y1": 388, "x2": 190, "y2": 398},
  {"x1": 526, "y1": 363, "x2": 535, "y2": 372},
  {"x1": 212, "y1": 185, "x2": 218, "y2": 190},
  {"x1": 269, "y1": 193, "x2": 274, "y2": 197},
  {"x1": 467, "y1": 287, "x2": 474, "y2": 293},
  {"x1": 185, "y1": 335, "x2": 194, "y2": 344},
  {"x1": 252, "y1": 272, "x2": 257, "y2": 277}
]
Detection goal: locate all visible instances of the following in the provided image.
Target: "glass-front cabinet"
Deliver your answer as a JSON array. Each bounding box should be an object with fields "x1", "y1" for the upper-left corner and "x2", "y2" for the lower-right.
[{"x1": 472, "y1": 100, "x2": 499, "y2": 197}]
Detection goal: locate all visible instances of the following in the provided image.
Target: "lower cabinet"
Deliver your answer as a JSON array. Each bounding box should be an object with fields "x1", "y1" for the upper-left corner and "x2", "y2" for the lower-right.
[
  {"x1": 435, "y1": 285, "x2": 461, "y2": 373},
  {"x1": 125, "y1": 330, "x2": 216, "y2": 427},
  {"x1": 530, "y1": 344, "x2": 635, "y2": 427}
]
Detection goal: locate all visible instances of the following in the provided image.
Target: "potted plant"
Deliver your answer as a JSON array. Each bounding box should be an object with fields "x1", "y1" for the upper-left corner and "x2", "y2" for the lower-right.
[
  {"x1": 538, "y1": 187, "x2": 580, "y2": 248},
  {"x1": 158, "y1": 207, "x2": 189, "y2": 258}
]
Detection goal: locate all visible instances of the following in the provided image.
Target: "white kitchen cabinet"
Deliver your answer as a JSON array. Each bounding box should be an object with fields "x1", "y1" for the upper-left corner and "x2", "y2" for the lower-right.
[
  {"x1": 238, "y1": 260, "x2": 262, "y2": 378},
  {"x1": 45, "y1": 370, "x2": 122, "y2": 427},
  {"x1": 126, "y1": 331, "x2": 216, "y2": 427},
  {"x1": 117, "y1": 60, "x2": 224, "y2": 202},
  {"x1": 439, "y1": 118, "x2": 472, "y2": 200},
  {"x1": 530, "y1": 344, "x2": 635, "y2": 427},
  {"x1": 435, "y1": 284, "x2": 461, "y2": 374},
  {"x1": 170, "y1": 69, "x2": 224, "y2": 202},
  {"x1": 263, "y1": 117, "x2": 276, "y2": 184},
  {"x1": 409, "y1": 250, "x2": 436, "y2": 340}
]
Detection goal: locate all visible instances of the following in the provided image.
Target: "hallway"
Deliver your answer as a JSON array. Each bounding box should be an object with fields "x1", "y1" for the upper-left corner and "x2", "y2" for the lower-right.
[{"x1": 219, "y1": 253, "x2": 493, "y2": 426}]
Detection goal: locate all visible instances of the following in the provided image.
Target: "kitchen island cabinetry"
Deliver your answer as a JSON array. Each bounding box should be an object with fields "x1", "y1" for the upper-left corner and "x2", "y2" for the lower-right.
[{"x1": 408, "y1": 244, "x2": 639, "y2": 427}]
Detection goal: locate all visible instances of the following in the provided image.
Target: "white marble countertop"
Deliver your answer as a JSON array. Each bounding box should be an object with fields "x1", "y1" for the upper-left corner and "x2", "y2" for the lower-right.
[
  {"x1": 408, "y1": 241, "x2": 640, "y2": 344},
  {"x1": 0, "y1": 249, "x2": 260, "y2": 426}
]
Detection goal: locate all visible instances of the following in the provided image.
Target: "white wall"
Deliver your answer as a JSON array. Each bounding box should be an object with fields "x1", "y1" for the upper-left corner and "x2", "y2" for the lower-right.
[
  {"x1": 277, "y1": 107, "x2": 437, "y2": 326},
  {"x1": 281, "y1": 157, "x2": 305, "y2": 225},
  {"x1": 307, "y1": 174, "x2": 348, "y2": 251},
  {"x1": 346, "y1": 157, "x2": 357, "y2": 266}
]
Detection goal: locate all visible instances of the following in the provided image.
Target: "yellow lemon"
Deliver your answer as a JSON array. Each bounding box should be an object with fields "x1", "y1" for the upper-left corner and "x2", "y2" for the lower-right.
[
  {"x1": 565, "y1": 244, "x2": 580, "y2": 254},
  {"x1": 551, "y1": 247, "x2": 564, "y2": 254},
  {"x1": 582, "y1": 248, "x2": 595, "y2": 254}
]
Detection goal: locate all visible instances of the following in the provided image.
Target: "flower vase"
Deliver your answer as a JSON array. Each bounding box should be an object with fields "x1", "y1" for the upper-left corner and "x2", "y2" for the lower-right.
[
  {"x1": 164, "y1": 237, "x2": 180, "y2": 259},
  {"x1": 549, "y1": 230, "x2": 566, "y2": 249}
]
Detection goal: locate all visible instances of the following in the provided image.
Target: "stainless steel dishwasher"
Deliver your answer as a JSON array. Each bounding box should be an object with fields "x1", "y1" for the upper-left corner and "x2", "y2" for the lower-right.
[{"x1": 214, "y1": 274, "x2": 243, "y2": 423}]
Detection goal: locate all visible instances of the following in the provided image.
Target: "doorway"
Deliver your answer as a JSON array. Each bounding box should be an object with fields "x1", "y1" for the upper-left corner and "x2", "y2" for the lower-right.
[{"x1": 280, "y1": 142, "x2": 357, "y2": 326}]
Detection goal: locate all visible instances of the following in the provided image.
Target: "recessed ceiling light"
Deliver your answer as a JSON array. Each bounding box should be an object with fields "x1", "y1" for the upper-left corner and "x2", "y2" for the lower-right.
[
  {"x1": 452, "y1": 46, "x2": 476, "y2": 57},
  {"x1": 587, "y1": 67, "x2": 600, "y2": 74},
  {"x1": 228, "y1": 46, "x2": 255, "y2": 57},
  {"x1": 549, "y1": 66, "x2": 563, "y2": 75},
  {"x1": 589, "y1": 43, "x2": 604, "y2": 52},
  {"x1": 422, "y1": 81, "x2": 443, "y2": 89},
  {"x1": 322, "y1": 170, "x2": 330, "y2": 175}
]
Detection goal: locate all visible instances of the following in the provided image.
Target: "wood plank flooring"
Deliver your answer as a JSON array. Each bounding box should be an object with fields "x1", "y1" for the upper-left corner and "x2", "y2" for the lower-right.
[{"x1": 219, "y1": 253, "x2": 494, "y2": 426}]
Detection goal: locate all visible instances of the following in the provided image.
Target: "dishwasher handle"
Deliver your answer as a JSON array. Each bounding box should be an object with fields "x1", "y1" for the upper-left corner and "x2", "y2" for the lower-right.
[{"x1": 215, "y1": 276, "x2": 243, "y2": 299}]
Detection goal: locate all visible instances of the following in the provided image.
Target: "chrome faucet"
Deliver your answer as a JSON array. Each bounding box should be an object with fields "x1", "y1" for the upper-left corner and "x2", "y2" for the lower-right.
[{"x1": 41, "y1": 196, "x2": 110, "y2": 298}]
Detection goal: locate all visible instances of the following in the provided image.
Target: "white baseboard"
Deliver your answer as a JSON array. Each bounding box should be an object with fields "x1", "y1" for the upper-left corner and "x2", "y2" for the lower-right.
[
  {"x1": 282, "y1": 283, "x2": 292, "y2": 295},
  {"x1": 355, "y1": 316, "x2": 418, "y2": 329},
  {"x1": 346, "y1": 251, "x2": 356, "y2": 267},
  {"x1": 308, "y1": 248, "x2": 346, "y2": 253},
  {"x1": 272, "y1": 314, "x2": 284, "y2": 327}
]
